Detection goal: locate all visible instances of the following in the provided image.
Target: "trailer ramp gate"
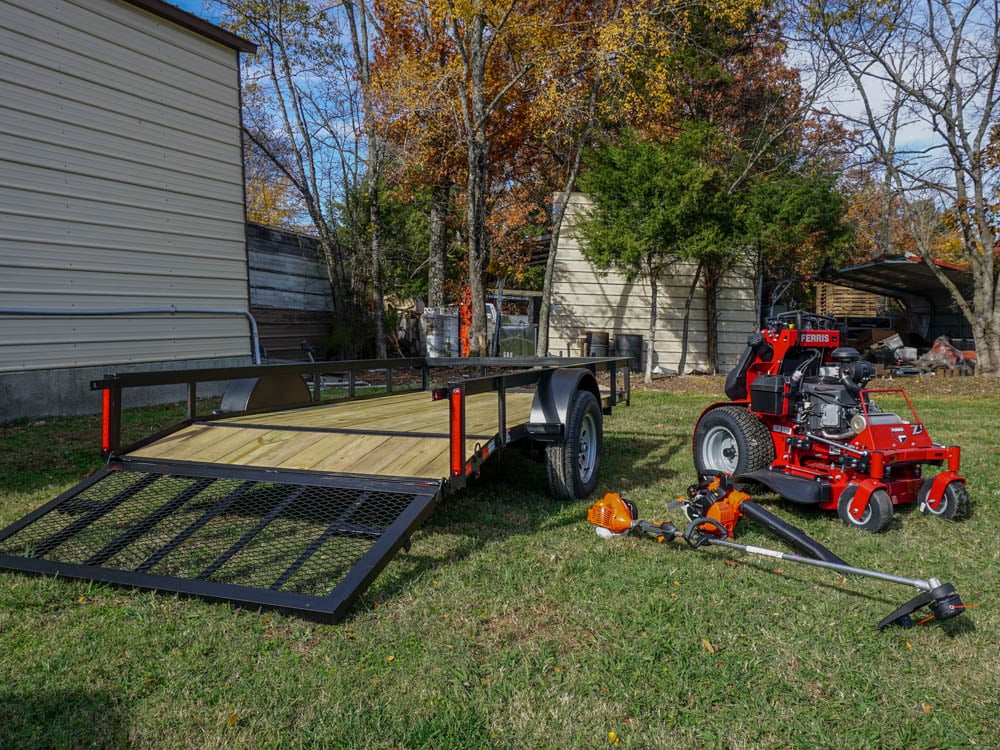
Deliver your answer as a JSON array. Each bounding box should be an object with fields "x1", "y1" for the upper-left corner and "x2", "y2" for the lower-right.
[{"x1": 0, "y1": 461, "x2": 440, "y2": 622}]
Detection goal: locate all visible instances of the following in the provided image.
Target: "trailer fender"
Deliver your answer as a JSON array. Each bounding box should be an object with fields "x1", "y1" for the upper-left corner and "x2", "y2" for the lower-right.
[
  {"x1": 219, "y1": 373, "x2": 312, "y2": 413},
  {"x1": 528, "y1": 368, "x2": 600, "y2": 440}
]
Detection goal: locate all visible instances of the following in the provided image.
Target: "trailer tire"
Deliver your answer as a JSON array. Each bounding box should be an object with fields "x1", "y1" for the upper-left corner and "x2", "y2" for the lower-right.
[
  {"x1": 693, "y1": 406, "x2": 773, "y2": 479},
  {"x1": 837, "y1": 486, "x2": 893, "y2": 533},
  {"x1": 546, "y1": 390, "x2": 602, "y2": 501}
]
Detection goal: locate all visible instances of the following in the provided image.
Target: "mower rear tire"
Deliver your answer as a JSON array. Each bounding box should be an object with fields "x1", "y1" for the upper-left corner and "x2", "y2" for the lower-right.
[
  {"x1": 546, "y1": 390, "x2": 602, "y2": 501},
  {"x1": 919, "y1": 480, "x2": 970, "y2": 521},
  {"x1": 693, "y1": 406, "x2": 774, "y2": 478},
  {"x1": 837, "y1": 486, "x2": 893, "y2": 533}
]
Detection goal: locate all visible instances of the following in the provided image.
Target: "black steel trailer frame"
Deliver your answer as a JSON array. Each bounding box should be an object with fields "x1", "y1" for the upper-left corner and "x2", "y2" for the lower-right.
[{"x1": 0, "y1": 356, "x2": 630, "y2": 622}]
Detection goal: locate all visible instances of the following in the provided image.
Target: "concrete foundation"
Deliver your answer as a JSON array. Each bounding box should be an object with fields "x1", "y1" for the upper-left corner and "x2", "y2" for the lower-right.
[{"x1": 0, "y1": 357, "x2": 253, "y2": 422}]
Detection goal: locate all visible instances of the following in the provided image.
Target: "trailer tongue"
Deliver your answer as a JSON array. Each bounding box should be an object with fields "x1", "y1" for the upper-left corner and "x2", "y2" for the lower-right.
[{"x1": 0, "y1": 356, "x2": 629, "y2": 621}]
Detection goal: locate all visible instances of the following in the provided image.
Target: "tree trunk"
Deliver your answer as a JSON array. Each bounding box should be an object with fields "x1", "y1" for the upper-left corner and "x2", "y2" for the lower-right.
[
  {"x1": 702, "y1": 259, "x2": 722, "y2": 374},
  {"x1": 462, "y1": 15, "x2": 490, "y2": 357},
  {"x1": 678, "y1": 260, "x2": 704, "y2": 377},
  {"x1": 369, "y1": 181, "x2": 387, "y2": 358},
  {"x1": 428, "y1": 180, "x2": 450, "y2": 308},
  {"x1": 645, "y1": 257, "x2": 658, "y2": 384},
  {"x1": 538, "y1": 191, "x2": 571, "y2": 357},
  {"x1": 538, "y1": 196, "x2": 566, "y2": 357},
  {"x1": 538, "y1": 83, "x2": 600, "y2": 357},
  {"x1": 466, "y1": 141, "x2": 489, "y2": 356}
]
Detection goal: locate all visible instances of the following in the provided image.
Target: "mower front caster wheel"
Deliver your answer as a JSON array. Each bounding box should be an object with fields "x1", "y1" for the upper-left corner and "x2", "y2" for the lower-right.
[
  {"x1": 919, "y1": 480, "x2": 971, "y2": 521},
  {"x1": 837, "y1": 487, "x2": 893, "y2": 533}
]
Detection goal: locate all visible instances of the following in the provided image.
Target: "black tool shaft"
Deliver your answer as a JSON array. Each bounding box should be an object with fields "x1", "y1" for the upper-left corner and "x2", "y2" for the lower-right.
[{"x1": 739, "y1": 500, "x2": 849, "y2": 566}]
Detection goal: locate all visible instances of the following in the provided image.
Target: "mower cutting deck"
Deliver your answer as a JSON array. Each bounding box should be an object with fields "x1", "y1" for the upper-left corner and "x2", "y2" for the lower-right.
[{"x1": 693, "y1": 312, "x2": 970, "y2": 532}]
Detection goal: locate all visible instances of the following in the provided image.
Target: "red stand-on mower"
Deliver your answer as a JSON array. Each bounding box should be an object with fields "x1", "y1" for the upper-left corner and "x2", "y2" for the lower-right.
[{"x1": 693, "y1": 312, "x2": 971, "y2": 532}]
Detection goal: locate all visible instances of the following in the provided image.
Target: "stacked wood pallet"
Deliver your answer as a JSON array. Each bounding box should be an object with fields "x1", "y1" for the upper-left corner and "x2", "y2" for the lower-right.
[{"x1": 814, "y1": 283, "x2": 883, "y2": 317}]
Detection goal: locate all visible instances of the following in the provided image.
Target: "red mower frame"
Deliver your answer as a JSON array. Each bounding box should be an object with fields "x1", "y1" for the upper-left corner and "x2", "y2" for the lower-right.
[{"x1": 693, "y1": 312, "x2": 969, "y2": 532}]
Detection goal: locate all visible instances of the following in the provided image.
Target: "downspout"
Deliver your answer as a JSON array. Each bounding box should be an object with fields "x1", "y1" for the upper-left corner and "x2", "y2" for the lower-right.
[{"x1": 0, "y1": 307, "x2": 263, "y2": 364}]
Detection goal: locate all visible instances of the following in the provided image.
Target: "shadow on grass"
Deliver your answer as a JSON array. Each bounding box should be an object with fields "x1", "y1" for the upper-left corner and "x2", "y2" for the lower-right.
[
  {"x1": 0, "y1": 689, "x2": 128, "y2": 749},
  {"x1": 357, "y1": 430, "x2": 691, "y2": 615},
  {"x1": 603, "y1": 432, "x2": 690, "y2": 483}
]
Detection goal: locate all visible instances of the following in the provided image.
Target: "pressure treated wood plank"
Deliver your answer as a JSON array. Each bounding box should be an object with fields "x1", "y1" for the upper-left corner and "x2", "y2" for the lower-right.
[
  {"x1": 292, "y1": 433, "x2": 399, "y2": 474},
  {"x1": 126, "y1": 389, "x2": 537, "y2": 480}
]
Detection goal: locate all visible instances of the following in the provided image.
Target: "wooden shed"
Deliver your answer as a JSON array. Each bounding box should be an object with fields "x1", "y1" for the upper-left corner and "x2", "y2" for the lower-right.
[
  {"x1": 548, "y1": 193, "x2": 758, "y2": 373},
  {"x1": 0, "y1": 0, "x2": 255, "y2": 419}
]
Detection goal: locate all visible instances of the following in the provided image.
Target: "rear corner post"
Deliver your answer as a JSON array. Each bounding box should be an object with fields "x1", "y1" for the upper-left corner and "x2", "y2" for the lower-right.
[
  {"x1": 448, "y1": 383, "x2": 466, "y2": 481},
  {"x1": 100, "y1": 381, "x2": 122, "y2": 457}
]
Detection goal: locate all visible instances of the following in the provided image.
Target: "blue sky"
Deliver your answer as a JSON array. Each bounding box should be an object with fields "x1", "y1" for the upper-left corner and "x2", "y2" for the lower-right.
[{"x1": 170, "y1": 0, "x2": 222, "y2": 24}]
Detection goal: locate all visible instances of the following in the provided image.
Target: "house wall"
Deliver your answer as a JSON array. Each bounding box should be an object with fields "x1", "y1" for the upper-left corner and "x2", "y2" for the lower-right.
[
  {"x1": 0, "y1": 0, "x2": 252, "y2": 419},
  {"x1": 0, "y1": 0, "x2": 250, "y2": 373},
  {"x1": 548, "y1": 193, "x2": 758, "y2": 373}
]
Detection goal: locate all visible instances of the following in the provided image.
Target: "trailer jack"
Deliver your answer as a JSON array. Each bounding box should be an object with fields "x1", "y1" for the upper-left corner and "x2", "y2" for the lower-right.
[{"x1": 587, "y1": 479, "x2": 968, "y2": 630}]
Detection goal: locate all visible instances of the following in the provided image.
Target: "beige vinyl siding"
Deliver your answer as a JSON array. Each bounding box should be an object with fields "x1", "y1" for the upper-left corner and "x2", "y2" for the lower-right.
[
  {"x1": 0, "y1": 0, "x2": 249, "y2": 372},
  {"x1": 549, "y1": 193, "x2": 757, "y2": 372}
]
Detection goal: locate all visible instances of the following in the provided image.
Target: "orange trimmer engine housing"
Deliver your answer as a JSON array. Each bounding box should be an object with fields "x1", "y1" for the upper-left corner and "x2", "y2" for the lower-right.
[
  {"x1": 688, "y1": 477, "x2": 750, "y2": 538},
  {"x1": 587, "y1": 493, "x2": 637, "y2": 535}
]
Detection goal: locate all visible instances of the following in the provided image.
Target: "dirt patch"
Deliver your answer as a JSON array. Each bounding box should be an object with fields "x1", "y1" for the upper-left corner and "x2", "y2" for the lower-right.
[{"x1": 625, "y1": 372, "x2": 1000, "y2": 398}]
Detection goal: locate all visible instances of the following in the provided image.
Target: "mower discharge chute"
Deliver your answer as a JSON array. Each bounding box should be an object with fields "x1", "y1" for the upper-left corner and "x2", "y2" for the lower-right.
[
  {"x1": 693, "y1": 311, "x2": 970, "y2": 532},
  {"x1": 587, "y1": 478, "x2": 968, "y2": 629}
]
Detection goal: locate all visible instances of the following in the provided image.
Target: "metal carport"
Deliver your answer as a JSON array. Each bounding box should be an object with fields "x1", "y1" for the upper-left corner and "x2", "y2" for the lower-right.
[{"x1": 821, "y1": 255, "x2": 974, "y2": 345}]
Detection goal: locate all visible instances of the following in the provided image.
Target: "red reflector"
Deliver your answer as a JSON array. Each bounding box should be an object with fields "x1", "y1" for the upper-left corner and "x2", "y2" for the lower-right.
[
  {"x1": 450, "y1": 387, "x2": 464, "y2": 476},
  {"x1": 101, "y1": 388, "x2": 111, "y2": 453}
]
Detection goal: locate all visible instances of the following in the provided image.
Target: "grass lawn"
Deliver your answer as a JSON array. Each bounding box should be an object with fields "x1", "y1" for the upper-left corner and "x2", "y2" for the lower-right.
[{"x1": 1, "y1": 383, "x2": 998, "y2": 748}]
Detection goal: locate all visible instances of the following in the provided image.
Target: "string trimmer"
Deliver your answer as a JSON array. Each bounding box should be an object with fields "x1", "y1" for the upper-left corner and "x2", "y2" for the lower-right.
[{"x1": 587, "y1": 477, "x2": 967, "y2": 629}]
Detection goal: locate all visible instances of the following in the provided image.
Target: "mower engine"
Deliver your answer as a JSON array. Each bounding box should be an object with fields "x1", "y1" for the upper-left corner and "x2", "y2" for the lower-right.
[
  {"x1": 693, "y1": 312, "x2": 970, "y2": 532},
  {"x1": 796, "y1": 350, "x2": 877, "y2": 439}
]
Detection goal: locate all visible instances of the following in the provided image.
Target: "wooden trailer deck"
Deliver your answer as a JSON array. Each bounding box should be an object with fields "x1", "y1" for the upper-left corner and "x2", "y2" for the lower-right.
[{"x1": 126, "y1": 390, "x2": 537, "y2": 480}]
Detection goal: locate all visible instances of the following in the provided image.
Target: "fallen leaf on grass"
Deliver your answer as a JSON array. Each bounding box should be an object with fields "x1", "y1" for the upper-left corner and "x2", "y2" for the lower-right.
[
  {"x1": 227, "y1": 714, "x2": 239, "y2": 727},
  {"x1": 702, "y1": 639, "x2": 717, "y2": 654}
]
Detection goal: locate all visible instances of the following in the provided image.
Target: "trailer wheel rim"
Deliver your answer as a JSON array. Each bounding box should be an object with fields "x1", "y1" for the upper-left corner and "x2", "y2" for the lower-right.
[
  {"x1": 577, "y1": 410, "x2": 598, "y2": 483},
  {"x1": 702, "y1": 425, "x2": 739, "y2": 474}
]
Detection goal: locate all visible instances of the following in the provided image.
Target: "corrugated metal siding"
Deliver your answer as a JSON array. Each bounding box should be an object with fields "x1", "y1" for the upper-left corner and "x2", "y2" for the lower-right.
[
  {"x1": 0, "y1": 0, "x2": 249, "y2": 373},
  {"x1": 246, "y1": 223, "x2": 334, "y2": 360},
  {"x1": 549, "y1": 193, "x2": 757, "y2": 372}
]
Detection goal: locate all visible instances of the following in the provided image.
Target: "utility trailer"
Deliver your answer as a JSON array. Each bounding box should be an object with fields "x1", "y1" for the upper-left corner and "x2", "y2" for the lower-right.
[{"x1": 0, "y1": 357, "x2": 629, "y2": 622}]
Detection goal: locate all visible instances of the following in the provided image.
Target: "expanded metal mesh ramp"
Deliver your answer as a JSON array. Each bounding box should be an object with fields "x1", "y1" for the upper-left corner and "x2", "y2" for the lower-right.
[{"x1": 0, "y1": 461, "x2": 440, "y2": 622}]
